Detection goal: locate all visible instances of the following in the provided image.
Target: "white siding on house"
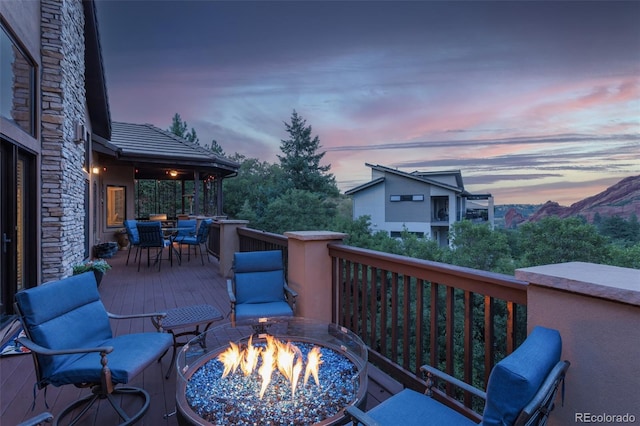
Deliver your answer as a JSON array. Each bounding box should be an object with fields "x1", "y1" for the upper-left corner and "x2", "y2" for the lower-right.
[{"x1": 352, "y1": 183, "x2": 385, "y2": 230}]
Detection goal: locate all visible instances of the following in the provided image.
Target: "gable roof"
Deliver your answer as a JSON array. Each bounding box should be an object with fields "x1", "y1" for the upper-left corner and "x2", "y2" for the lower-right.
[
  {"x1": 344, "y1": 177, "x2": 385, "y2": 195},
  {"x1": 345, "y1": 163, "x2": 464, "y2": 195},
  {"x1": 93, "y1": 122, "x2": 239, "y2": 179}
]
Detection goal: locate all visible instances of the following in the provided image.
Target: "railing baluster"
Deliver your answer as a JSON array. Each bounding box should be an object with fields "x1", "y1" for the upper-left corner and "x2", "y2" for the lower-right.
[
  {"x1": 380, "y1": 269, "x2": 388, "y2": 357},
  {"x1": 391, "y1": 272, "x2": 399, "y2": 363},
  {"x1": 415, "y1": 278, "x2": 424, "y2": 374},
  {"x1": 484, "y1": 295, "x2": 495, "y2": 387},
  {"x1": 506, "y1": 300, "x2": 515, "y2": 354},
  {"x1": 370, "y1": 267, "x2": 378, "y2": 352},
  {"x1": 463, "y1": 290, "x2": 474, "y2": 406},
  {"x1": 403, "y1": 275, "x2": 411, "y2": 370},
  {"x1": 430, "y1": 282, "x2": 439, "y2": 369},
  {"x1": 345, "y1": 260, "x2": 353, "y2": 330},
  {"x1": 445, "y1": 285, "x2": 455, "y2": 395}
]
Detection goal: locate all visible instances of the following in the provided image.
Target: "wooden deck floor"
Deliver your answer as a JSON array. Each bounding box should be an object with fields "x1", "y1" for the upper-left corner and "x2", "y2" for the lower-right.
[{"x1": 1, "y1": 248, "x2": 399, "y2": 425}]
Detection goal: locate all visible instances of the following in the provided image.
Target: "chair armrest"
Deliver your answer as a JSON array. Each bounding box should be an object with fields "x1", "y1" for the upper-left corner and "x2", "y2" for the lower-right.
[
  {"x1": 108, "y1": 311, "x2": 168, "y2": 331},
  {"x1": 227, "y1": 279, "x2": 236, "y2": 303},
  {"x1": 344, "y1": 405, "x2": 382, "y2": 426},
  {"x1": 108, "y1": 311, "x2": 167, "y2": 320},
  {"x1": 16, "y1": 411, "x2": 53, "y2": 426},
  {"x1": 17, "y1": 337, "x2": 113, "y2": 356},
  {"x1": 420, "y1": 364, "x2": 487, "y2": 401},
  {"x1": 283, "y1": 281, "x2": 298, "y2": 298},
  {"x1": 514, "y1": 360, "x2": 570, "y2": 425}
]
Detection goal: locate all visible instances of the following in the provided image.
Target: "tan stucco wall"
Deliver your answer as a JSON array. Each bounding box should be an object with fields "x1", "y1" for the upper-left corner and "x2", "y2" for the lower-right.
[
  {"x1": 285, "y1": 231, "x2": 346, "y2": 322},
  {"x1": 517, "y1": 263, "x2": 640, "y2": 425}
]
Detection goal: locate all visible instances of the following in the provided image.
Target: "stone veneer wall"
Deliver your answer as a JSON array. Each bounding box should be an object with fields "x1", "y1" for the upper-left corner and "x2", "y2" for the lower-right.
[{"x1": 40, "y1": 0, "x2": 88, "y2": 281}]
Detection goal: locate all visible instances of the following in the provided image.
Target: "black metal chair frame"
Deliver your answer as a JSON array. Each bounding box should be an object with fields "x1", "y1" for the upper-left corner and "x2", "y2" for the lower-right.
[{"x1": 136, "y1": 221, "x2": 168, "y2": 271}]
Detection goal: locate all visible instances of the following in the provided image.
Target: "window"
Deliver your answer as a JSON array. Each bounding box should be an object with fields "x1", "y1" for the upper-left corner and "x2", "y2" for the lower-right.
[
  {"x1": 390, "y1": 231, "x2": 425, "y2": 238},
  {"x1": 106, "y1": 186, "x2": 125, "y2": 227},
  {"x1": 1, "y1": 25, "x2": 35, "y2": 136},
  {"x1": 390, "y1": 194, "x2": 424, "y2": 202}
]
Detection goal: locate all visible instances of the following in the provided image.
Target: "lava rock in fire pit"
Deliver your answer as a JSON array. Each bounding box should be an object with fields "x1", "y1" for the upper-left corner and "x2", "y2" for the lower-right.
[{"x1": 185, "y1": 342, "x2": 360, "y2": 425}]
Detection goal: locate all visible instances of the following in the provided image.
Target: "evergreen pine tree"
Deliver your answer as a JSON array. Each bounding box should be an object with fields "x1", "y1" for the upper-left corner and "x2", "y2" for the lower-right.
[{"x1": 277, "y1": 110, "x2": 338, "y2": 196}]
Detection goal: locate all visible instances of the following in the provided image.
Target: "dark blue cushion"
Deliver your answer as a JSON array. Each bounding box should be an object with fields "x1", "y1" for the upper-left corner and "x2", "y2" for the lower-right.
[
  {"x1": 47, "y1": 333, "x2": 173, "y2": 386},
  {"x1": 482, "y1": 326, "x2": 562, "y2": 426},
  {"x1": 177, "y1": 219, "x2": 197, "y2": 238},
  {"x1": 16, "y1": 273, "x2": 113, "y2": 379},
  {"x1": 234, "y1": 250, "x2": 283, "y2": 273},
  {"x1": 233, "y1": 251, "x2": 286, "y2": 304},
  {"x1": 179, "y1": 236, "x2": 197, "y2": 245},
  {"x1": 235, "y1": 301, "x2": 293, "y2": 321},
  {"x1": 235, "y1": 270, "x2": 285, "y2": 304},
  {"x1": 124, "y1": 220, "x2": 139, "y2": 244},
  {"x1": 365, "y1": 389, "x2": 476, "y2": 425}
]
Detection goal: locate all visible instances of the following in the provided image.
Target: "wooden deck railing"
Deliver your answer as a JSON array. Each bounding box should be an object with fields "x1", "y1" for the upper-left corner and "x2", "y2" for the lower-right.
[
  {"x1": 237, "y1": 227, "x2": 288, "y2": 253},
  {"x1": 328, "y1": 243, "x2": 528, "y2": 421},
  {"x1": 237, "y1": 227, "x2": 289, "y2": 273}
]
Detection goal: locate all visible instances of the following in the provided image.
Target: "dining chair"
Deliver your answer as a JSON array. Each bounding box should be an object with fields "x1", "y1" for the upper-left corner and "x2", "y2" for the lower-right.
[
  {"x1": 136, "y1": 221, "x2": 170, "y2": 271},
  {"x1": 123, "y1": 219, "x2": 140, "y2": 266},
  {"x1": 176, "y1": 219, "x2": 212, "y2": 264}
]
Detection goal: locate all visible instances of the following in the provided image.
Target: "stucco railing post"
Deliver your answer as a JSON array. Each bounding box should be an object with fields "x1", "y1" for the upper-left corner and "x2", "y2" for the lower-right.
[
  {"x1": 284, "y1": 231, "x2": 346, "y2": 323},
  {"x1": 217, "y1": 220, "x2": 249, "y2": 278},
  {"x1": 516, "y1": 262, "x2": 640, "y2": 426}
]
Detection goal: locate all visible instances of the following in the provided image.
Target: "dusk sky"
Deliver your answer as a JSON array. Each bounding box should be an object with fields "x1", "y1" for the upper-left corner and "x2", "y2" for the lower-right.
[{"x1": 95, "y1": 0, "x2": 639, "y2": 205}]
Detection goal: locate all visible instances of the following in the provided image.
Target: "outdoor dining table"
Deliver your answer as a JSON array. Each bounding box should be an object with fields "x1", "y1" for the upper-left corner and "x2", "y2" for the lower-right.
[{"x1": 162, "y1": 227, "x2": 195, "y2": 266}]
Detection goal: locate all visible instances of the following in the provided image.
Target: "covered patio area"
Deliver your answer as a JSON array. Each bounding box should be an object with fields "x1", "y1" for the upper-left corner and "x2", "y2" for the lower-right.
[{"x1": 91, "y1": 122, "x2": 239, "y2": 244}]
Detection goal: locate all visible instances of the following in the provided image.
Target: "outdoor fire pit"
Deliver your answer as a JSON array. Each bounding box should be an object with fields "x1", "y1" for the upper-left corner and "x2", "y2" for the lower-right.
[{"x1": 175, "y1": 317, "x2": 368, "y2": 425}]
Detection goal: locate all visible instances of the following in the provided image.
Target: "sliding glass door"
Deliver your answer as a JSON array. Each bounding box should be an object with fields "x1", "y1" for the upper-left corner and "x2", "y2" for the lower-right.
[{"x1": 0, "y1": 139, "x2": 36, "y2": 326}]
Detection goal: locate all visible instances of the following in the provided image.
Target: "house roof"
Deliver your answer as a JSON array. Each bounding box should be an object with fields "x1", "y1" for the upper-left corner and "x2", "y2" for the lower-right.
[
  {"x1": 344, "y1": 177, "x2": 385, "y2": 195},
  {"x1": 345, "y1": 163, "x2": 464, "y2": 195},
  {"x1": 83, "y1": 0, "x2": 111, "y2": 139},
  {"x1": 94, "y1": 122, "x2": 239, "y2": 179}
]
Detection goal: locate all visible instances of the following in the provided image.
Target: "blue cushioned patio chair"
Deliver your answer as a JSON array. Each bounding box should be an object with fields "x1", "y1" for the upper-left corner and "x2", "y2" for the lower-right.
[
  {"x1": 136, "y1": 221, "x2": 170, "y2": 271},
  {"x1": 123, "y1": 219, "x2": 140, "y2": 266},
  {"x1": 346, "y1": 326, "x2": 570, "y2": 426},
  {"x1": 176, "y1": 219, "x2": 212, "y2": 265},
  {"x1": 227, "y1": 250, "x2": 298, "y2": 326},
  {"x1": 14, "y1": 272, "x2": 173, "y2": 426}
]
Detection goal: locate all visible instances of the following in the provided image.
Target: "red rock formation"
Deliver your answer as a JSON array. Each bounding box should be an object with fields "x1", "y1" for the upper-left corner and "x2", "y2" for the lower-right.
[
  {"x1": 504, "y1": 208, "x2": 526, "y2": 228},
  {"x1": 527, "y1": 175, "x2": 640, "y2": 223}
]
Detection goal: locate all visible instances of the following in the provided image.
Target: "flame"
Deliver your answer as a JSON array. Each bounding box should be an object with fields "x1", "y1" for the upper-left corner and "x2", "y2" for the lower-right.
[
  {"x1": 304, "y1": 346, "x2": 323, "y2": 387},
  {"x1": 258, "y1": 337, "x2": 277, "y2": 399},
  {"x1": 241, "y1": 336, "x2": 261, "y2": 376},
  {"x1": 217, "y1": 341, "x2": 242, "y2": 378},
  {"x1": 218, "y1": 335, "x2": 323, "y2": 399}
]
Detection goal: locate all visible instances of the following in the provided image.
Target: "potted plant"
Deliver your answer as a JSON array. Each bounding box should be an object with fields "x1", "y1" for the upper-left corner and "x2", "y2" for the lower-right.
[
  {"x1": 73, "y1": 259, "x2": 112, "y2": 286},
  {"x1": 93, "y1": 241, "x2": 118, "y2": 258},
  {"x1": 114, "y1": 228, "x2": 129, "y2": 249}
]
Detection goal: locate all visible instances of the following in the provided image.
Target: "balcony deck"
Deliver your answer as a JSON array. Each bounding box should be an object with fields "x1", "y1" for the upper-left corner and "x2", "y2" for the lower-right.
[{"x1": 0, "y1": 249, "x2": 398, "y2": 425}]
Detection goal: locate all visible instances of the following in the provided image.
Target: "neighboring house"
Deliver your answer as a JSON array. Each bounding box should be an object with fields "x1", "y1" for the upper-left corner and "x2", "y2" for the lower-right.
[
  {"x1": 345, "y1": 164, "x2": 494, "y2": 246},
  {"x1": 0, "y1": 0, "x2": 238, "y2": 327}
]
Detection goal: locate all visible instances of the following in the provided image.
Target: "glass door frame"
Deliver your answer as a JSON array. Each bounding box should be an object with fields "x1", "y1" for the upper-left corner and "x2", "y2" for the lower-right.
[{"x1": 1, "y1": 139, "x2": 37, "y2": 325}]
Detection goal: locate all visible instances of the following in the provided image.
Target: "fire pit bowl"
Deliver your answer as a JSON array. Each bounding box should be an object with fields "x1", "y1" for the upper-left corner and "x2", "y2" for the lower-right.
[{"x1": 176, "y1": 317, "x2": 368, "y2": 426}]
